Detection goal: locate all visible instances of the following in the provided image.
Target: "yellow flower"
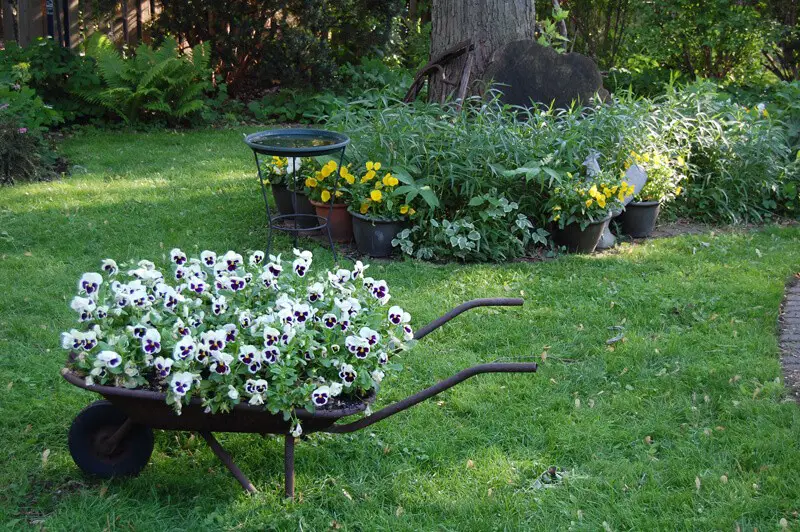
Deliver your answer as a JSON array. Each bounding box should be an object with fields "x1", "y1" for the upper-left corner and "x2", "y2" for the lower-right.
[
  {"x1": 320, "y1": 166, "x2": 333, "y2": 178},
  {"x1": 366, "y1": 161, "x2": 375, "y2": 171},
  {"x1": 763, "y1": 109, "x2": 769, "y2": 117},
  {"x1": 597, "y1": 196, "x2": 606, "y2": 208},
  {"x1": 617, "y1": 192, "x2": 625, "y2": 202},
  {"x1": 585, "y1": 199, "x2": 593, "y2": 207},
  {"x1": 602, "y1": 186, "x2": 611, "y2": 197},
  {"x1": 305, "y1": 177, "x2": 318, "y2": 188},
  {"x1": 675, "y1": 186, "x2": 682, "y2": 196},
  {"x1": 374, "y1": 162, "x2": 382, "y2": 171},
  {"x1": 553, "y1": 214, "x2": 561, "y2": 221},
  {"x1": 553, "y1": 205, "x2": 562, "y2": 211},
  {"x1": 677, "y1": 156, "x2": 686, "y2": 167},
  {"x1": 360, "y1": 202, "x2": 370, "y2": 214},
  {"x1": 409, "y1": 208, "x2": 416, "y2": 215},
  {"x1": 335, "y1": 190, "x2": 343, "y2": 197},
  {"x1": 320, "y1": 189, "x2": 331, "y2": 202},
  {"x1": 589, "y1": 185, "x2": 599, "y2": 197},
  {"x1": 399, "y1": 205, "x2": 409, "y2": 214},
  {"x1": 370, "y1": 190, "x2": 383, "y2": 202},
  {"x1": 361, "y1": 170, "x2": 376, "y2": 183}
]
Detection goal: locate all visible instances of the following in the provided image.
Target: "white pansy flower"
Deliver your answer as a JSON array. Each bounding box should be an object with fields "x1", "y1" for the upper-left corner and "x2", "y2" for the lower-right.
[
  {"x1": 174, "y1": 335, "x2": 196, "y2": 360},
  {"x1": 170, "y1": 371, "x2": 194, "y2": 396},
  {"x1": 335, "y1": 268, "x2": 351, "y2": 284},
  {"x1": 371, "y1": 370, "x2": 385, "y2": 384},
  {"x1": 307, "y1": 281, "x2": 325, "y2": 303},
  {"x1": 339, "y1": 364, "x2": 357, "y2": 386},
  {"x1": 329, "y1": 382, "x2": 343, "y2": 397},
  {"x1": 293, "y1": 248, "x2": 313, "y2": 262},
  {"x1": 71, "y1": 296, "x2": 96, "y2": 321},
  {"x1": 210, "y1": 352, "x2": 233, "y2": 375},
  {"x1": 154, "y1": 356, "x2": 173, "y2": 378},
  {"x1": 200, "y1": 250, "x2": 217, "y2": 267},
  {"x1": 290, "y1": 421, "x2": 303, "y2": 437},
  {"x1": 221, "y1": 251, "x2": 243, "y2": 272},
  {"x1": 370, "y1": 280, "x2": 390, "y2": 304},
  {"x1": 351, "y1": 260, "x2": 368, "y2": 279},
  {"x1": 311, "y1": 386, "x2": 331, "y2": 407},
  {"x1": 227, "y1": 385, "x2": 240, "y2": 401},
  {"x1": 62, "y1": 329, "x2": 84, "y2": 350},
  {"x1": 170, "y1": 248, "x2": 187, "y2": 265},
  {"x1": 358, "y1": 327, "x2": 380, "y2": 346},
  {"x1": 211, "y1": 295, "x2": 228, "y2": 316},
  {"x1": 78, "y1": 272, "x2": 103, "y2": 296},
  {"x1": 388, "y1": 305, "x2": 411, "y2": 325},
  {"x1": 263, "y1": 326, "x2": 280, "y2": 346},
  {"x1": 285, "y1": 157, "x2": 302, "y2": 174},
  {"x1": 97, "y1": 350, "x2": 122, "y2": 368},
  {"x1": 142, "y1": 328, "x2": 162, "y2": 355},
  {"x1": 101, "y1": 259, "x2": 118, "y2": 275},
  {"x1": 249, "y1": 251, "x2": 265, "y2": 266},
  {"x1": 293, "y1": 258, "x2": 310, "y2": 277}
]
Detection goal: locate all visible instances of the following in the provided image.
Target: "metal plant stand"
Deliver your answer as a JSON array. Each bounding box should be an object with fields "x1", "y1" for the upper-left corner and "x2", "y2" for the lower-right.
[
  {"x1": 244, "y1": 129, "x2": 350, "y2": 262},
  {"x1": 62, "y1": 298, "x2": 539, "y2": 499}
]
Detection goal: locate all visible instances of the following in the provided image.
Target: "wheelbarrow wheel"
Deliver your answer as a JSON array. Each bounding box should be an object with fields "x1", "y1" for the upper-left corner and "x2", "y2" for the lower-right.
[{"x1": 68, "y1": 400, "x2": 154, "y2": 479}]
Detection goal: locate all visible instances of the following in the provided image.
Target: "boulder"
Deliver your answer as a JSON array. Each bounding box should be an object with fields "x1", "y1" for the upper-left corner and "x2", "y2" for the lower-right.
[{"x1": 484, "y1": 40, "x2": 603, "y2": 109}]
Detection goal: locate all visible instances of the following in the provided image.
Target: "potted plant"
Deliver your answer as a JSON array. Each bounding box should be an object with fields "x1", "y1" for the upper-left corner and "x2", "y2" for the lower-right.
[
  {"x1": 264, "y1": 156, "x2": 317, "y2": 229},
  {"x1": 347, "y1": 161, "x2": 438, "y2": 258},
  {"x1": 303, "y1": 159, "x2": 356, "y2": 242},
  {"x1": 62, "y1": 249, "x2": 414, "y2": 436},
  {"x1": 548, "y1": 170, "x2": 635, "y2": 253},
  {"x1": 618, "y1": 150, "x2": 686, "y2": 238}
]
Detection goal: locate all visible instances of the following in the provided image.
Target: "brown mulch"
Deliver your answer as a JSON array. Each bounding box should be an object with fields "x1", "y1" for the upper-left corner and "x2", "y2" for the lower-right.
[{"x1": 779, "y1": 276, "x2": 800, "y2": 404}]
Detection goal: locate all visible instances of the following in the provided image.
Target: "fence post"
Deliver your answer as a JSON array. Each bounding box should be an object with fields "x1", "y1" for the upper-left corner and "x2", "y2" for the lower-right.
[{"x1": 2, "y1": 0, "x2": 17, "y2": 42}]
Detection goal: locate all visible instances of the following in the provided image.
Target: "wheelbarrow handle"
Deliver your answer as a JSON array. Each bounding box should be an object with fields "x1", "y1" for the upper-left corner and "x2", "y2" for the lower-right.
[
  {"x1": 323, "y1": 361, "x2": 537, "y2": 434},
  {"x1": 413, "y1": 297, "x2": 524, "y2": 340}
]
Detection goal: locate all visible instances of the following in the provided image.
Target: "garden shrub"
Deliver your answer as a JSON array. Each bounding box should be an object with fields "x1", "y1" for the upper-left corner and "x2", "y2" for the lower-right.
[
  {"x1": 152, "y1": 0, "x2": 403, "y2": 96},
  {"x1": 78, "y1": 35, "x2": 212, "y2": 125},
  {"x1": 0, "y1": 118, "x2": 64, "y2": 184},
  {"x1": 0, "y1": 38, "x2": 103, "y2": 122}
]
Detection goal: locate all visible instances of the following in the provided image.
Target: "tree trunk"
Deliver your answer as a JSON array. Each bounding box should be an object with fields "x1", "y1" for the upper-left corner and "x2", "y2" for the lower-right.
[{"x1": 430, "y1": 0, "x2": 536, "y2": 102}]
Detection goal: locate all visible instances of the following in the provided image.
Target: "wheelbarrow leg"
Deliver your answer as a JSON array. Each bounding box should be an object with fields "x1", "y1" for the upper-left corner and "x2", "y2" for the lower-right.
[
  {"x1": 199, "y1": 431, "x2": 257, "y2": 494},
  {"x1": 284, "y1": 435, "x2": 295, "y2": 500}
]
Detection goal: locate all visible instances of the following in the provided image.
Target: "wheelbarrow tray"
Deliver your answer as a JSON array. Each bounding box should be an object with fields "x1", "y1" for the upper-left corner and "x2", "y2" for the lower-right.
[{"x1": 61, "y1": 368, "x2": 373, "y2": 434}]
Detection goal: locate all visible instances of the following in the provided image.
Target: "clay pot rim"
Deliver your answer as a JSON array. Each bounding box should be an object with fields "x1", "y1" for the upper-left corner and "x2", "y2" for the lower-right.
[{"x1": 309, "y1": 199, "x2": 348, "y2": 208}]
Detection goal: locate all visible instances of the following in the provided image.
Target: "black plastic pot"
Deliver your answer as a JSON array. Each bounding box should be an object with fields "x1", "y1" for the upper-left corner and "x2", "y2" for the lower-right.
[
  {"x1": 551, "y1": 217, "x2": 610, "y2": 253},
  {"x1": 271, "y1": 185, "x2": 295, "y2": 216},
  {"x1": 350, "y1": 210, "x2": 407, "y2": 258},
  {"x1": 292, "y1": 193, "x2": 318, "y2": 229},
  {"x1": 618, "y1": 201, "x2": 660, "y2": 238}
]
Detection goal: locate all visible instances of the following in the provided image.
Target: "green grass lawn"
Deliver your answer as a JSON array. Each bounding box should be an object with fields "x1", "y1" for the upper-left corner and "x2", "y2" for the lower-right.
[{"x1": 2, "y1": 128, "x2": 800, "y2": 531}]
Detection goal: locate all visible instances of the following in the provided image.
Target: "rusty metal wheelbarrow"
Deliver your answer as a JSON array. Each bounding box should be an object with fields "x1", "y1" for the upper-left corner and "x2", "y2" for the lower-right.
[{"x1": 61, "y1": 298, "x2": 537, "y2": 498}]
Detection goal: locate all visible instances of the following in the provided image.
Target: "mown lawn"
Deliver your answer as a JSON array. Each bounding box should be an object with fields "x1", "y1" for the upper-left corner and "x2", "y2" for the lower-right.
[{"x1": 1, "y1": 129, "x2": 800, "y2": 531}]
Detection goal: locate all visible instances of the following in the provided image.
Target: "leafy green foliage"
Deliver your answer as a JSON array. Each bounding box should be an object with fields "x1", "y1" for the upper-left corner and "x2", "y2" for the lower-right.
[
  {"x1": 152, "y1": 0, "x2": 403, "y2": 95},
  {"x1": 0, "y1": 38, "x2": 102, "y2": 122},
  {"x1": 0, "y1": 60, "x2": 62, "y2": 133},
  {"x1": 79, "y1": 36, "x2": 211, "y2": 125}
]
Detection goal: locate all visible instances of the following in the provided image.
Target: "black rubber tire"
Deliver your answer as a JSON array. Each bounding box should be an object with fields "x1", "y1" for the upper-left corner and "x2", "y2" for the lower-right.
[{"x1": 68, "y1": 400, "x2": 154, "y2": 478}]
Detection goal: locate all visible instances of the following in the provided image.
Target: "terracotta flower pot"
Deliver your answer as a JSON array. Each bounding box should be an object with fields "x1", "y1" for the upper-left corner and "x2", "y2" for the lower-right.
[
  {"x1": 310, "y1": 200, "x2": 353, "y2": 243},
  {"x1": 551, "y1": 216, "x2": 611, "y2": 254},
  {"x1": 618, "y1": 201, "x2": 660, "y2": 238},
  {"x1": 350, "y1": 210, "x2": 408, "y2": 258}
]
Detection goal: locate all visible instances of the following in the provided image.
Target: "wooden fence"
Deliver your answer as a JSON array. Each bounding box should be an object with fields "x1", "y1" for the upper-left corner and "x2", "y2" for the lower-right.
[{"x1": 1, "y1": 0, "x2": 160, "y2": 49}]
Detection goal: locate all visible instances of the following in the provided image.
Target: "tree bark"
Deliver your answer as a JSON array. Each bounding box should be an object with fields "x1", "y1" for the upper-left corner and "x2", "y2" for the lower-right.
[{"x1": 429, "y1": 0, "x2": 536, "y2": 102}]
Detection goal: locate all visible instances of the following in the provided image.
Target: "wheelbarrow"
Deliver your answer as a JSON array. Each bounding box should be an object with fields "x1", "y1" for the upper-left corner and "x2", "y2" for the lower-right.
[{"x1": 61, "y1": 297, "x2": 537, "y2": 498}]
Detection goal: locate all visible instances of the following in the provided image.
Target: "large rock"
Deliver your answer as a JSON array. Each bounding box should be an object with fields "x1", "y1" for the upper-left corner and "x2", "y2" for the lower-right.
[{"x1": 484, "y1": 40, "x2": 602, "y2": 109}]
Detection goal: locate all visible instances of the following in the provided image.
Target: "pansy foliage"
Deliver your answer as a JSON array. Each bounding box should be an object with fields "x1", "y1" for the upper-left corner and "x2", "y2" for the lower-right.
[{"x1": 62, "y1": 249, "x2": 413, "y2": 433}]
